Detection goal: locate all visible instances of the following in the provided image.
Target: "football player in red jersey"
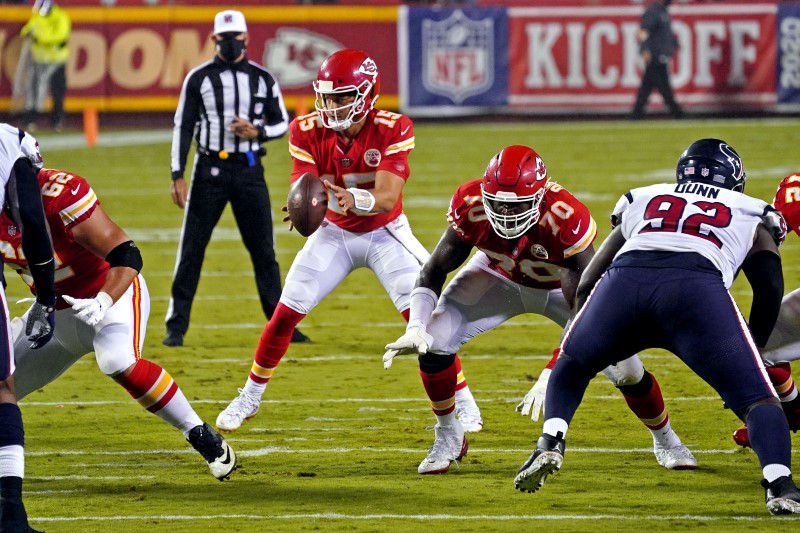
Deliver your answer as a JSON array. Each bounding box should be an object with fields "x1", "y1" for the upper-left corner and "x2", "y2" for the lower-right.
[
  {"x1": 0, "y1": 166, "x2": 237, "y2": 481},
  {"x1": 731, "y1": 173, "x2": 800, "y2": 447},
  {"x1": 385, "y1": 145, "x2": 696, "y2": 474},
  {"x1": 216, "y1": 49, "x2": 482, "y2": 433}
]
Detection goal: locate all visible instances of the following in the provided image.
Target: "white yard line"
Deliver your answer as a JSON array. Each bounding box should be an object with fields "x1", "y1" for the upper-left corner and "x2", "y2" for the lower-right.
[
  {"x1": 19, "y1": 393, "x2": 722, "y2": 407},
  {"x1": 24, "y1": 447, "x2": 782, "y2": 457},
  {"x1": 29, "y1": 512, "x2": 783, "y2": 523}
]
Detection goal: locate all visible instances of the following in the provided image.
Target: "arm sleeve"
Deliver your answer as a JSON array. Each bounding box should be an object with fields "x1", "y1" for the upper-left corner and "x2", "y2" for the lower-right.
[
  {"x1": 8, "y1": 159, "x2": 55, "y2": 305},
  {"x1": 742, "y1": 250, "x2": 783, "y2": 348},
  {"x1": 258, "y1": 72, "x2": 289, "y2": 142},
  {"x1": 171, "y1": 72, "x2": 201, "y2": 180}
]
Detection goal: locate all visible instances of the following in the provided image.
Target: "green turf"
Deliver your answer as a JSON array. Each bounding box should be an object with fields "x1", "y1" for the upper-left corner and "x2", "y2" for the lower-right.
[{"x1": 13, "y1": 118, "x2": 800, "y2": 531}]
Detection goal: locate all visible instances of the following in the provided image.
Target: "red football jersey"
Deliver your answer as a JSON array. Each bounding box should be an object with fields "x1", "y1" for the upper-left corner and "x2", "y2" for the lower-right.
[
  {"x1": 0, "y1": 168, "x2": 107, "y2": 309},
  {"x1": 447, "y1": 179, "x2": 597, "y2": 290},
  {"x1": 288, "y1": 109, "x2": 414, "y2": 232},
  {"x1": 774, "y1": 173, "x2": 800, "y2": 235}
]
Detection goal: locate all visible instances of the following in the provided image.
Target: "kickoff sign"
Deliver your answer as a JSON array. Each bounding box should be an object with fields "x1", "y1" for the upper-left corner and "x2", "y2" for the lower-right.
[{"x1": 403, "y1": 3, "x2": 785, "y2": 115}]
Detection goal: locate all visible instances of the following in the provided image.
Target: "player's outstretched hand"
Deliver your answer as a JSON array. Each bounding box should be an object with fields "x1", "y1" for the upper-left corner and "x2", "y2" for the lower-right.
[
  {"x1": 383, "y1": 326, "x2": 433, "y2": 370},
  {"x1": 26, "y1": 301, "x2": 55, "y2": 349},
  {"x1": 64, "y1": 292, "x2": 113, "y2": 327},
  {"x1": 516, "y1": 368, "x2": 551, "y2": 422}
]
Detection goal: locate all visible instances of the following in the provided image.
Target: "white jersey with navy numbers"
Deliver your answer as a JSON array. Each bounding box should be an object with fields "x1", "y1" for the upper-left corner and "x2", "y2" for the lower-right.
[
  {"x1": 0, "y1": 123, "x2": 42, "y2": 207},
  {"x1": 0, "y1": 125, "x2": 24, "y2": 206},
  {"x1": 611, "y1": 182, "x2": 782, "y2": 288}
]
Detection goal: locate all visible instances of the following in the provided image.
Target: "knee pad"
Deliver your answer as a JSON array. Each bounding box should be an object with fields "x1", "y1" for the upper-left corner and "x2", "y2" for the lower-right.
[
  {"x1": 740, "y1": 396, "x2": 781, "y2": 421},
  {"x1": 95, "y1": 350, "x2": 135, "y2": 377},
  {"x1": 616, "y1": 370, "x2": 653, "y2": 397},
  {"x1": 418, "y1": 352, "x2": 456, "y2": 374},
  {"x1": 602, "y1": 355, "x2": 645, "y2": 387}
]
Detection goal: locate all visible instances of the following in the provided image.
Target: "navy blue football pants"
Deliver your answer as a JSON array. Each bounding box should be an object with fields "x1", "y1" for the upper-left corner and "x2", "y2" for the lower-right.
[{"x1": 548, "y1": 264, "x2": 791, "y2": 468}]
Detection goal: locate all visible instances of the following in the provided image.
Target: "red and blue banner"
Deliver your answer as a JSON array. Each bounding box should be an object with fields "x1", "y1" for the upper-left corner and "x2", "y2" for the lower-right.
[{"x1": 403, "y1": 7, "x2": 508, "y2": 113}]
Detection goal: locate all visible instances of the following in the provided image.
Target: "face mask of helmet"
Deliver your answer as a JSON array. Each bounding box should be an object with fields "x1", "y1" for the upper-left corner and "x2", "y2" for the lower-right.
[
  {"x1": 482, "y1": 188, "x2": 546, "y2": 239},
  {"x1": 314, "y1": 86, "x2": 371, "y2": 131},
  {"x1": 216, "y1": 37, "x2": 245, "y2": 63}
]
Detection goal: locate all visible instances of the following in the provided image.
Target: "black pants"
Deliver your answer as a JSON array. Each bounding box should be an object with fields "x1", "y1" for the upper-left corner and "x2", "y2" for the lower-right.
[
  {"x1": 166, "y1": 154, "x2": 283, "y2": 335},
  {"x1": 631, "y1": 60, "x2": 682, "y2": 119},
  {"x1": 49, "y1": 64, "x2": 66, "y2": 125},
  {"x1": 24, "y1": 62, "x2": 66, "y2": 127}
]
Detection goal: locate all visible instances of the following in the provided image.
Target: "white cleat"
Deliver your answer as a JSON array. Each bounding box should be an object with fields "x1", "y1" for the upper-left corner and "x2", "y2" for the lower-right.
[
  {"x1": 455, "y1": 402, "x2": 483, "y2": 433},
  {"x1": 654, "y1": 443, "x2": 698, "y2": 470},
  {"x1": 418, "y1": 420, "x2": 469, "y2": 474},
  {"x1": 187, "y1": 423, "x2": 237, "y2": 481},
  {"x1": 216, "y1": 388, "x2": 261, "y2": 432}
]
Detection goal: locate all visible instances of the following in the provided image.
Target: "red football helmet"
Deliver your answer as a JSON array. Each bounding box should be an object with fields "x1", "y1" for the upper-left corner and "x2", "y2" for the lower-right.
[
  {"x1": 481, "y1": 145, "x2": 549, "y2": 239},
  {"x1": 774, "y1": 173, "x2": 800, "y2": 235},
  {"x1": 313, "y1": 49, "x2": 380, "y2": 131}
]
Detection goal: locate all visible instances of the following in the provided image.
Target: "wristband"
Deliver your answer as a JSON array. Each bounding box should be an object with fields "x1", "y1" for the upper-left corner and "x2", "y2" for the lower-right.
[
  {"x1": 348, "y1": 188, "x2": 375, "y2": 213},
  {"x1": 96, "y1": 291, "x2": 114, "y2": 309}
]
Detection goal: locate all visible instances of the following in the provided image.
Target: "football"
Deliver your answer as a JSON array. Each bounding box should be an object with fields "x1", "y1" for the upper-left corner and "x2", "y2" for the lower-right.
[{"x1": 287, "y1": 172, "x2": 328, "y2": 237}]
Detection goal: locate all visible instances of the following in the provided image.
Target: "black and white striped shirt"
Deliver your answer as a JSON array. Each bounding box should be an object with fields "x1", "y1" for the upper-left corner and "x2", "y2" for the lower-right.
[{"x1": 170, "y1": 56, "x2": 289, "y2": 179}]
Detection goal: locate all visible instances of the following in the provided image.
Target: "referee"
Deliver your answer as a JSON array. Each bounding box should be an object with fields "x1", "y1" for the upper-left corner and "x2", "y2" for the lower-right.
[
  {"x1": 630, "y1": 0, "x2": 683, "y2": 120},
  {"x1": 166, "y1": 9, "x2": 308, "y2": 347}
]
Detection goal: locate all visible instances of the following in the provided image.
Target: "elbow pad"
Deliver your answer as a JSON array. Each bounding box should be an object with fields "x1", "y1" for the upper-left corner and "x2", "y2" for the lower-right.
[{"x1": 105, "y1": 241, "x2": 143, "y2": 272}]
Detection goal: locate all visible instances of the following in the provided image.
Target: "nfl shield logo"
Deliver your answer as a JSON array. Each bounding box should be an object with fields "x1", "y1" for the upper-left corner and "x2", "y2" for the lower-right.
[{"x1": 422, "y1": 10, "x2": 494, "y2": 104}]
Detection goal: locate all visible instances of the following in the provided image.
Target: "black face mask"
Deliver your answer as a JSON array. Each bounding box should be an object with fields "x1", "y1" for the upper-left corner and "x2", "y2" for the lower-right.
[{"x1": 216, "y1": 38, "x2": 245, "y2": 63}]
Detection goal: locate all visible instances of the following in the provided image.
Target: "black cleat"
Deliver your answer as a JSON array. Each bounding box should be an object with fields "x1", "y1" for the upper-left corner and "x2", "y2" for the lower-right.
[
  {"x1": 514, "y1": 432, "x2": 565, "y2": 493},
  {"x1": 187, "y1": 423, "x2": 237, "y2": 481},
  {"x1": 162, "y1": 331, "x2": 184, "y2": 347},
  {"x1": 762, "y1": 475, "x2": 800, "y2": 515},
  {"x1": 290, "y1": 329, "x2": 311, "y2": 343}
]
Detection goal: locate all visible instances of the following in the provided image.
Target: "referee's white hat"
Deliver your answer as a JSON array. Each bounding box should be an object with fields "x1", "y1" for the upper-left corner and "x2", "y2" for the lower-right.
[{"x1": 214, "y1": 10, "x2": 247, "y2": 35}]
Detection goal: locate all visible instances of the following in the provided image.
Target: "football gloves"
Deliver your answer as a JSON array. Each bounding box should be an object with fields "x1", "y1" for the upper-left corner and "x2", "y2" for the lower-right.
[
  {"x1": 516, "y1": 368, "x2": 551, "y2": 422},
  {"x1": 64, "y1": 292, "x2": 113, "y2": 327},
  {"x1": 383, "y1": 326, "x2": 433, "y2": 370},
  {"x1": 26, "y1": 301, "x2": 55, "y2": 349}
]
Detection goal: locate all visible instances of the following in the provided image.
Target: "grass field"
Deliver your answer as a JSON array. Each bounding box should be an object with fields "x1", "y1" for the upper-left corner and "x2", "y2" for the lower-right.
[{"x1": 12, "y1": 117, "x2": 800, "y2": 532}]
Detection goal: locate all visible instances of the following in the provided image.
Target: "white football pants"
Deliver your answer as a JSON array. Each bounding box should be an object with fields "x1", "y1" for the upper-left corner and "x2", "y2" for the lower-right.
[
  {"x1": 762, "y1": 288, "x2": 800, "y2": 365},
  {"x1": 12, "y1": 274, "x2": 150, "y2": 400},
  {"x1": 280, "y1": 214, "x2": 423, "y2": 315},
  {"x1": 426, "y1": 251, "x2": 644, "y2": 386}
]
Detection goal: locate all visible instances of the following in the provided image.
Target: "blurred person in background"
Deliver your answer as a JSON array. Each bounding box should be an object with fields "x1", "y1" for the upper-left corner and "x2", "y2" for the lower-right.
[
  {"x1": 0, "y1": 123, "x2": 56, "y2": 533},
  {"x1": 630, "y1": 0, "x2": 683, "y2": 120},
  {"x1": 20, "y1": 0, "x2": 71, "y2": 131},
  {"x1": 167, "y1": 10, "x2": 308, "y2": 347},
  {"x1": 0, "y1": 163, "x2": 238, "y2": 482},
  {"x1": 215, "y1": 48, "x2": 483, "y2": 435}
]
